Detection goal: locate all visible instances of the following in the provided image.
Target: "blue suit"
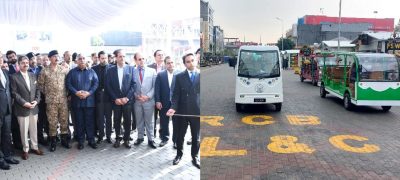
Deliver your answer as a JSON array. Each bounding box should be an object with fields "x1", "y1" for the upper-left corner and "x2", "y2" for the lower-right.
[
  {"x1": 66, "y1": 67, "x2": 99, "y2": 144},
  {"x1": 105, "y1": 65, "x2": 136, "y2": 141},
  {"x1": 155, "y1": 70, "x2": 177, "y2": 142},
  {"x1": 7, "y1": 64, "x2": 18, "y2": 75}
]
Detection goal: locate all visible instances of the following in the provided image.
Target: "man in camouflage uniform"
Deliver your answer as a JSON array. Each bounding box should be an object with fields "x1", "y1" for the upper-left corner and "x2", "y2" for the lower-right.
[{"x1": 38, "y1": 50, "x2": 71, "y2": 152}]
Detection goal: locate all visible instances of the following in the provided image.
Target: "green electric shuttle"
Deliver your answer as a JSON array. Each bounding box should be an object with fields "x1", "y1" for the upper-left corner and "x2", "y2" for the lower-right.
[{"x1": 319, "y1": 52, "x2": 400, "y2": 112}]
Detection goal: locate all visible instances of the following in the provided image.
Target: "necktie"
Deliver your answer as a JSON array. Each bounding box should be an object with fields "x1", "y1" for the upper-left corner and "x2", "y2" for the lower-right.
[
  {"x1": 0, "y1": 71, "x2": 5, "y2": 88},
  {"x1": 15, "y1": 64, "x2": 20, "y2": 72},
  {"x1": 139, "y1": 68, "x2": 143, "y2": 83},
  {"x1": 190, "y1": 72, "x2": 195, "y2": 83}
]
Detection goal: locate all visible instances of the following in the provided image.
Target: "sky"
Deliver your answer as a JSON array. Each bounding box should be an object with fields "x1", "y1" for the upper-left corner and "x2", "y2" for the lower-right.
[{"x1": 207, "y1": 0, "x2": 400, "y2": 44}]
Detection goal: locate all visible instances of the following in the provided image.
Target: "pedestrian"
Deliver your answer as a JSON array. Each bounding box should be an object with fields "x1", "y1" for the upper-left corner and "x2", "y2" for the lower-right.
[
  {"x1": 10, "y1": 56, "x2": 44, "y2": 160},
  {"x1": 105, "y1": 49, "x2": 135, "y2": 148},
  {"x1": 148, "y1": 50, "x2": 165, "y2": 138},
  {"x1": 92, "y1": 51, "x2": 113, "y2": 144},
  {"x1": 38, "y1": 50, "x2": 71, "y2": 152},
  {"x1": 155, "y1": 56, "x2": 178, "y2": 148},
  {"x1": 0, "y1": 54, "x2": 19, "y2": 170},
  {"x1": 66, "y1": 53, "x2": 99, "y2": 150},
  {"x1": 167, "y1": 53, "x2": 200, "y2": 169},
  {"x1": 133, "y1": 52, "x2": 157, "y2": 149}
]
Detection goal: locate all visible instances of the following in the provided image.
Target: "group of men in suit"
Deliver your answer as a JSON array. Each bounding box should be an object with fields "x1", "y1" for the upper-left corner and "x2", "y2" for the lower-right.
[{"x1": 0, "y1": 48, "x2": 200, "y2": 170}]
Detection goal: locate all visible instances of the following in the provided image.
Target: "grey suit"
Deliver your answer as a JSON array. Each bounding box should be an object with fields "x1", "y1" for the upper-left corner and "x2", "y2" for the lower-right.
[
  {"x1": 134, "y1": 66, "x2": 157, "y2": 142},
  {"x1": 10, "y1": 72, "x2": 40, "y2": 117}
]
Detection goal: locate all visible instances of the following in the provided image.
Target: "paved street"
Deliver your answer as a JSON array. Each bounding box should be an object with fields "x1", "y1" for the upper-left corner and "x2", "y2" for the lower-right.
[
  {"x1": 0, "y1": 123, "x2": 200, "y2": 180},
  {"x1": 201, "y1": 64, "x2": 400, "y2": 179}
]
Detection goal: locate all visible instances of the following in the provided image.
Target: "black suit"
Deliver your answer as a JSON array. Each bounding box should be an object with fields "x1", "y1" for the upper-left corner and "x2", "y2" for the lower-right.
[
  {"x1": 171, "y1": 70, "x2": 200, "y2": 158},
  {"x1": 6, "y1": 63, "x2": 22, "y2": 149},
  {"x1": 105, "y1": 65, "x2": 136, "y2": 141},
  {"x1": 92, "y1": 64, "x2": 113, "y2": 140},
  {"x1": 148, "y1": 63, "x2": 165, "y2": 137},
  {"x1": 0, "y1": 69, "x2": 14, "y2": 162}
]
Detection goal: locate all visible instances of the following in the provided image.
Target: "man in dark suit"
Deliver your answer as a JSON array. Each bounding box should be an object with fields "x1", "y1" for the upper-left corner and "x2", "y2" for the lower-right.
[
  {"x1": 10, "y1": 56, "x2": 44, "y2": 160},
  {"x1": 105, "y1": 49, "x2": 135, "y2": 148},
  {"x1": 27, "y1": 52, "x2": 48, "y2": 145},
  {"x1": 66, "y1": 53, "x2": 99, "y2": 150},
  {"x1": 0, "y1": 58, "x2": 19, "y2": 170},
  {"x1": 167, "y1": 53, "x2": 200, "y2": 169},
  {"x1": 148, "y1": 50, "x2": 165, "y2": 138},
  {"x1": 5, "y1": 50, "x2": 22, "y2": 151},
  {"x1": 155, "y1": 56, "x2": 178, "y2": 147},
  {"x1": 92, "y1": 51, "x2": 113, "y2": 144}
]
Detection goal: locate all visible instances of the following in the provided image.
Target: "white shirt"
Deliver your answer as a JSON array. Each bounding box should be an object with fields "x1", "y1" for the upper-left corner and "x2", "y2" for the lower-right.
[
  {"x1": 21, "y1": 71, "x2": 30, "y2": 91},
  {"x1": 167, "y1": 70, "x2": 174, "y2": 88},
  {"x1": 0, "y1": 70, "x2": 6, "y2": 88},
  {"x1": 117, "y1": 65, "x2": 125, "y2": 90}
]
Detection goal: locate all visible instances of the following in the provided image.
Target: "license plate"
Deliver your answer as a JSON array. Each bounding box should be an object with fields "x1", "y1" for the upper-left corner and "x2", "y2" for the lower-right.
[{"x1": 254, "y1": 98, "x2": 266, "y2": 102}]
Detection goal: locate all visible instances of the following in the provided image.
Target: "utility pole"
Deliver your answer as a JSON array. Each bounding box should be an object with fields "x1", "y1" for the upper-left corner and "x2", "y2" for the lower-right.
[
  {"x1": 276, "y1": 17, "x2": 284, "y2": 50},
  {"x1": 337, "y1": 0, "x2": 342, "y2": 52}
]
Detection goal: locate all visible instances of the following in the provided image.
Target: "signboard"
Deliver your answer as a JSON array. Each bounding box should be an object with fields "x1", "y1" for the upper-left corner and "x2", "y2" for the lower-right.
[{"x1": 385, "y1": 39, "x2": 400, "y2": 56}]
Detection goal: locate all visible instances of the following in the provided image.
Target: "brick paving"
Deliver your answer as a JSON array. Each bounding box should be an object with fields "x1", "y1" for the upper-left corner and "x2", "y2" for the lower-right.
[{"x1": 201, "y1": 64, "x2": 400, "y2": 179}]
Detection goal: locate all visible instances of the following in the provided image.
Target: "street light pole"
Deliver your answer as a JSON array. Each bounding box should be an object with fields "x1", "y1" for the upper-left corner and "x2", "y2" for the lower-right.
[
  {"x1": 276, "y1": 17, "x2": 284, "y2": 50},
  {"x1": 338, "y1": 0, "x2": 342, "y2": 52}
]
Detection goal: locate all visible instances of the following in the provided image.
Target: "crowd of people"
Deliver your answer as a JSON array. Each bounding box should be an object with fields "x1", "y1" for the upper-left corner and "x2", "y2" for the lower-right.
[{"x1": 0, "y1": 48, "x2": 201, "y2": 170}]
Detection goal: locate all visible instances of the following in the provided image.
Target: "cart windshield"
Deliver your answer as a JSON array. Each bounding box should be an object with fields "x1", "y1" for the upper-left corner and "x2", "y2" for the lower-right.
[
  {"x1": 357, "y1": 54, "x2": 399, "y2": 82},
  {"x1": 238, "y1": 50, "x2": 280, "y2": 78}
]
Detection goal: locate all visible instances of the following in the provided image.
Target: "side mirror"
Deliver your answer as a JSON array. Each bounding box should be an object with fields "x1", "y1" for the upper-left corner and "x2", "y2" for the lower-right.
[{"x1": 229, "y1": 57, "x2": 237, "y2": 67}]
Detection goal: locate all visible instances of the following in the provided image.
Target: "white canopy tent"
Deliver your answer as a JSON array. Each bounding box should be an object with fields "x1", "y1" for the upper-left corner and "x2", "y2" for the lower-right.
[{"x1": 0, "y1": 0, "x2": 200, "y2": 65}]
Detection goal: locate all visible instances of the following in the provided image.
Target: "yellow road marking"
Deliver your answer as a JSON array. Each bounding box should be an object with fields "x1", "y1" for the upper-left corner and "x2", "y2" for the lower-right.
[
  {"x1": 329, "y1": 135, "x2": 380, "y2": 153},
  {"x1": 200, "y1": 116, "x2": 224, "y2": 126},
  {"x1": 241, "y1": 115, "x2": 275, "y2": 126},
  {"x1": 200, "y1": 137, "x2": 247, "y2": 157},
  {"x1": 267, "y1": 135, "x2": 315, "y2": 154},
  {"x1": 287, "y1": 115, "x2": 321, "y2": 125}
]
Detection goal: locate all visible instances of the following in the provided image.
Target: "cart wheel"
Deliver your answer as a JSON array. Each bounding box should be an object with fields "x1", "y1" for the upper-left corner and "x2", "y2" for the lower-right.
[
  {"x1": 300, "y1": 75, "x2": 304, "y2": 82},
  {"x1": 382, "y1": 106, "x2": 391, "y2": 112},
  {"x1": 343, "y1": 92, "x2": 353, "y2": 111},
  {"x1": 312, "y1": 77, "x2": 317, "y2": 86},
  {"x1": 275, "y1": 103, "x2": 282, "y2": 112},
  {"x1": 320, "y1": 84, "x2": 326, "y2": 98}
]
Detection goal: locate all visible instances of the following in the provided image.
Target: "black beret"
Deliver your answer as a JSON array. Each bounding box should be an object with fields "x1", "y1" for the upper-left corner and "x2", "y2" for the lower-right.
[
  {"x1": 48, "y1": 50, "x2": 58, "y2": 58},
  {"x1": 72, "y1": 52, "x2": 77, "y2": 61},
  {"x1": 26, "y1": 52, "x2": 35, "y2": 60}
]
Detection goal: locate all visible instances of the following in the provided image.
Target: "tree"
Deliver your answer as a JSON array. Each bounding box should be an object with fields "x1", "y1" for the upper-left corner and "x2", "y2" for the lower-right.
[
  {"x1": 277, "y1": 38, "x2": 295, "y2": 50},
  {"x1": 395, "y1": 19, "x2": 400, "y2": 33}
]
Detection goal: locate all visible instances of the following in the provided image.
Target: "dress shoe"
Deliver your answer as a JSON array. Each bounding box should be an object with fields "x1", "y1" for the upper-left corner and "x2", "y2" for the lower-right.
[
  {"x1": 5, "y1": 158, "x2": 19, "y2": 165},
  {"x1": 192, "y1": 157, "x2": 200, "y2": 169},
  {"x1": 96, "y1": 139, "x2": 103, "y2": 144},
  {"x1": 106, "y1": 138, "x2": 112, "y2": 144},
  {"x1": 187, "y1": 140, "x2": 192, "y2": 145},
  {"x1": 172, "y1": 156, "x2": 182, "y2": 165},
  {"x1": 148, "y1": 141, "x2": 157, "y2": 149},
  {"x1": 0, "y1": 161, "x2": 10, "y2": 170},
  {"x1": 31, "y1": 149, "x2": 44, "y2": 155},
  {"x1": 173, "y1": 143, "x2": 177, "y2": 149},
  {"x1": 49, "y1": 136, "x2": 57, "y2": 152},
  {"x1": 88, "y1": 142, "x2": 98, "y2": 149},
  {"x1": 114, "y1": 140, "x2": 121, "y2": 148},
  {"x1": 77, "y1": 143, "x2": 84, "y2": 150},
  {"x1": 159, "y1": 141, "x2": 168, "y2": 147},
  {"x1": 61, "y1": 135, "x2": 71, "y2": 149},
  {"x1": 21, "y1": 152, "x2": 29, "y2": 160},
  {"x1": 133, "y1": 138, "x2": 144, "y2": 146},
  {"x1": 123, "y1": 141, "x2": 131, "y2": 149}
]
